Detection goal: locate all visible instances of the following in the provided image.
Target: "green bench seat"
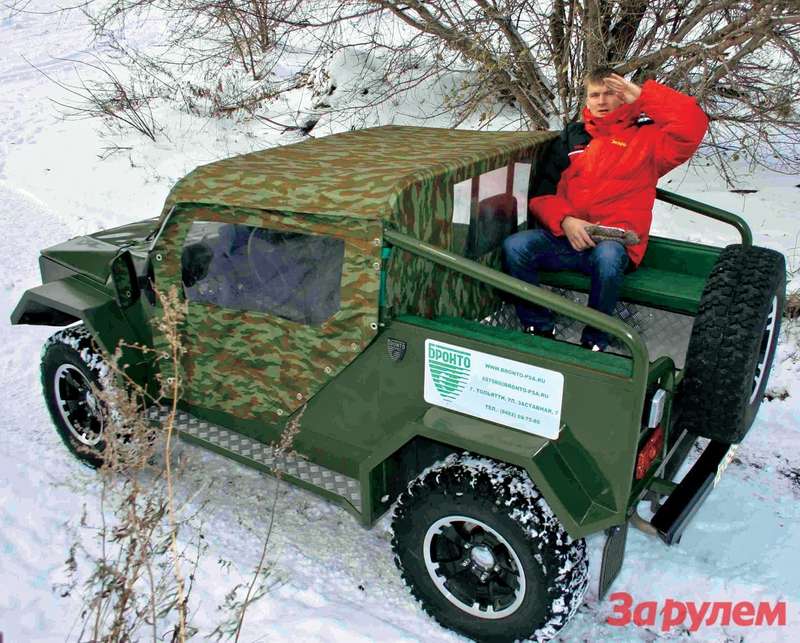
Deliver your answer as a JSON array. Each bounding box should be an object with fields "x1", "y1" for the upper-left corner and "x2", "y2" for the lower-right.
[
  {"x1": 537, "y1": 236, "x2": 723, "y2": 316},
  {"x1": 539, "y1": 267, "x2": 706, "y2": 315}
]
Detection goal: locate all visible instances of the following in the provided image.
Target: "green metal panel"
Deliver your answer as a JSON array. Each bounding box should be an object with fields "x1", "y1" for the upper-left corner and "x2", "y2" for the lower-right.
[
  {"x1": 220, "y1": 309, "x2": 642, "y2": 534},
  {"x1": 41, "y1": 238, "x2": 118, "y2": 286},
  {"x1": 35, "y1": 218, "x2": 157, "y2": 286},
  {"x1": 10, "y1": 275, "x2": 152, "y2": 387},
  {"x1": 341, "y1": 318, "x2": 645, "y2": 536},
  {"x1": 11, "y1": 276, "x2": 107, "y2": 325},
  {"x1": 411, "y1": 315, "x2": 632, "y2": 377},
  {"x1": 89, "y1": 217, "x2": 159, "y2": 246}
]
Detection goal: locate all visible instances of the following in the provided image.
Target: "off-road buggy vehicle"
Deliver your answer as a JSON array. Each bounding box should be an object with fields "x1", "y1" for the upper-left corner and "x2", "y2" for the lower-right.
[{"x1": 13, "y1": 126, "x2": 785, "y2": 641}]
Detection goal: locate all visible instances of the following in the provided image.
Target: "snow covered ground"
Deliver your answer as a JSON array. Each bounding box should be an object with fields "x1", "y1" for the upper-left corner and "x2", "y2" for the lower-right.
[{"x1": 1, "y1": 3, "x2": 799, "y2": 642}]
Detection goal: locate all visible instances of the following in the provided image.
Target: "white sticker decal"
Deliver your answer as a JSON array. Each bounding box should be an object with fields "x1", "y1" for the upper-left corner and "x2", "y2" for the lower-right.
[{"x1": 424, "y1": 339, "x2": 564, "y2": 439}]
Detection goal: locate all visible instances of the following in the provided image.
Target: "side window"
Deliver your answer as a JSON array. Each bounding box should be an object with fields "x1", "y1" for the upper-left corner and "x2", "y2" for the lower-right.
[
  {"x1": 181, "y1": 221, "x2": 345, "y2": 325},
  {"x1": 452, "y1": 162, "x2": 532, "y2": 258}
]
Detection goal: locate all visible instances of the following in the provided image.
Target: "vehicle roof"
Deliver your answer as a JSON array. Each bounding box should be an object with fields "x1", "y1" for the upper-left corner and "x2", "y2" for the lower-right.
[{"x1": 163, "y1": 125, "x2": 555, "y2": 221}]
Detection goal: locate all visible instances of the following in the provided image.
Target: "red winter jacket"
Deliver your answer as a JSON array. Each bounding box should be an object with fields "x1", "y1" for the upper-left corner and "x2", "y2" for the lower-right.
[{"x1": 529, "y1": 81, "x2": 708, "y2": 265}]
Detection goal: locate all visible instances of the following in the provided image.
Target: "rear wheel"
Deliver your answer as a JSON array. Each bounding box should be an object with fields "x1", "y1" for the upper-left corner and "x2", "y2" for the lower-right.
[
  {"x1": 391, "y1": 454, "x2": 587, "y2": 642},
  {"x1": 680, "y1": 245, "x2": 785, "y2": 443}
]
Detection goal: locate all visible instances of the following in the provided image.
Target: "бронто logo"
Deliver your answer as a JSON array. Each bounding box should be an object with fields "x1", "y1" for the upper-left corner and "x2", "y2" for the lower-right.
[{"x1": 428, "y1": 342, "x2": 471, "y2": 401}]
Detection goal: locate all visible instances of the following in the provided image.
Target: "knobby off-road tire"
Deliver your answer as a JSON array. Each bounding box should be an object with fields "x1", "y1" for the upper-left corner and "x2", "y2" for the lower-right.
[
  {"x1": 41, "y1": 324, "x2": 111, "y2": 468},
  {"x1": 391, "y1": 454, "x2": 588, "y2": 642},
  {"x1": 681, "y1": 245, "x2": 785, "y2": 443}
]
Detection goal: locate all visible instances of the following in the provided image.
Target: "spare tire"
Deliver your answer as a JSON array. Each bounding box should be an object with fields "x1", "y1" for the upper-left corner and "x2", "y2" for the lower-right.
[{"x1": 680, "y1": 244, "x2": 785, "y2": 443}]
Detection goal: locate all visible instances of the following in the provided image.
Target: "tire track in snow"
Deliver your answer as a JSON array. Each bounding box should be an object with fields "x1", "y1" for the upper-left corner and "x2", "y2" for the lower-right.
[{"x1": 0, "y1": 49, "x2": 113, "y2": 85}]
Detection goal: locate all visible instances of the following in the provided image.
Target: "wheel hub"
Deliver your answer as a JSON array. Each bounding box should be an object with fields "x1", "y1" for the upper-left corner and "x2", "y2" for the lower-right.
[
  {"x1": 54, "y1": 364, "x2": 104, "y2": 447},
  {"x1": 423, "y1": 515, "x2": 526, "y2": 619},
  {"x1": 469, "y1": 544, "x2": 495, "y2": 570}
]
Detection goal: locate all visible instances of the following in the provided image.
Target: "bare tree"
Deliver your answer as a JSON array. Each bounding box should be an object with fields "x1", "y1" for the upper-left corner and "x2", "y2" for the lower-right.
[
  {"x1": 350, "y1": 0, "x2": 800, "y2": 169},
  {"x1": 44, "y1": 0, "x2": 800, "y2": 170}
]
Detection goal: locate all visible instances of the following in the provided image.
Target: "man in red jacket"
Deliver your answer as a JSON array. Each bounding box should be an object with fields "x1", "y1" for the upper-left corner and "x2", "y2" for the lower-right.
[{"x1": 503, "y1": 68, "x2": 708, "y2": 350}]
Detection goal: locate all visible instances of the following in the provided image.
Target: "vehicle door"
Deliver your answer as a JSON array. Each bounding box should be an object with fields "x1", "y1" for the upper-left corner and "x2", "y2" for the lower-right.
[{"x1": 151, "y1": 203, "x2": 382, "y2": 422}]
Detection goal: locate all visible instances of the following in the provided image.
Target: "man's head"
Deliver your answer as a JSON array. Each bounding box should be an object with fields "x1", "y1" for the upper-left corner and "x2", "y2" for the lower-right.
[{"x1": 584, "y1": 66, "x2": 623, "y2": 118}]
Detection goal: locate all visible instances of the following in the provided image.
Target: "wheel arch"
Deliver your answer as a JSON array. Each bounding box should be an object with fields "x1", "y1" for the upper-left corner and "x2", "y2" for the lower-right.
[
  {"x1": 12, "y1": 280, "x2": 86, "y2": 327},
  {"x1": 361, "y1": 408, "x2": 621, "y2": 538},
  {"x1": 13, "y1": 277, "x2": 138, "y2": 353},
  {"x1": 14, "y1": 277, "x2": 154, "y2": 394}
]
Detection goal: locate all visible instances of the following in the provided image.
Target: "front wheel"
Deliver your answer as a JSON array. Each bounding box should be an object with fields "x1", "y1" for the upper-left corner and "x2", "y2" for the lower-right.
[
  {"x1": 41, "y1": 325, "x2": 111, "y2": 467},
  {"x1": 391, "y1": 454, "x2": 587, "y2": 642}
]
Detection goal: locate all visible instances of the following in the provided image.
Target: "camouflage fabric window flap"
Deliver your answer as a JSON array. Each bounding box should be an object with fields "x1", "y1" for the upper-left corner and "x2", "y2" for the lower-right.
[
  {"x1": 389, "y1": 155, "x2": 543, "y2": 321},
  {"x1": 153, "y1": 203, "x2": 381, "y2": 421}
]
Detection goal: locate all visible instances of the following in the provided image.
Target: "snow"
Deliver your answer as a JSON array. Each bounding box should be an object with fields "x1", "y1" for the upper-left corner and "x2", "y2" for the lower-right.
[{"x1": 1, "y1": 3, "x2": 799, "y2": 642}]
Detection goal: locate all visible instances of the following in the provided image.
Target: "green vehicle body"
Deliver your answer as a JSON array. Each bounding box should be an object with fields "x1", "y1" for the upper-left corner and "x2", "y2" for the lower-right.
[{"x1": 13, "y1": 125, "x2": 756, "y2": 544}]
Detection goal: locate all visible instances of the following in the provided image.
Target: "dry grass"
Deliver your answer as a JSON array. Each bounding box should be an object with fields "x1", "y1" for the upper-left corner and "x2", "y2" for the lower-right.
[{"x1": 61, "y1": 285, "x2": 305, "y2": 641}]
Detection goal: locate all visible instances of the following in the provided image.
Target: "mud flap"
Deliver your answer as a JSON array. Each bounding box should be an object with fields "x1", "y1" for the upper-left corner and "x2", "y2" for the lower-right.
[{"x1": 598, "y1": 522, "x2": 628, "y2": 598}]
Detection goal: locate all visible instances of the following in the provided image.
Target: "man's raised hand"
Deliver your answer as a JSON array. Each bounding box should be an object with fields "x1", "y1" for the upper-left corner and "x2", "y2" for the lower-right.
[{"x1": 604, "y1": 74, "x2": 641, "y2": 104}]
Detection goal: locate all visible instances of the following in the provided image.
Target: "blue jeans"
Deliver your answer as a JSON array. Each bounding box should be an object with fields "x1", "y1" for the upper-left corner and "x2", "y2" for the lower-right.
[{"x1": 502, "y1": 229, "x2": 629, "y2": 349}]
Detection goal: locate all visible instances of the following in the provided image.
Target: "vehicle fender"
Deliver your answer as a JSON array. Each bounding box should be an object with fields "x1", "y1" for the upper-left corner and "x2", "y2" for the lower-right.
[
  {"x1": 11, "y1": 277, "x2": 140, "y2": 357},
  {"x1": 364, "y1": 407, "x2": 620, "y2": 538}
]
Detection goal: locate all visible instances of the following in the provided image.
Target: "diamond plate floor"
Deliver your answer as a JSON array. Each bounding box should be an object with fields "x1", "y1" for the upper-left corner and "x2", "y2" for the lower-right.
[
  {"x1": 146, "y1": 407, "x2": 362, "y2": 512},
  {"x1": 484, "y1": 295, "x2": 693, "y2": 368}
]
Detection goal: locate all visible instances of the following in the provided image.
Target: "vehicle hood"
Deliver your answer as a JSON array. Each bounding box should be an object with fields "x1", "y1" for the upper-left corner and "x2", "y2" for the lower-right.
[{"x1": 41, "y1": 218, "x2": 157, "y2": 284}]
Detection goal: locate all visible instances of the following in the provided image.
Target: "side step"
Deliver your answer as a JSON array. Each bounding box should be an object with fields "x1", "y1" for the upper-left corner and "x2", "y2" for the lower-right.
[
  {"x1": 146, "y1": 407, "x2": 363, "y2": 514},
  {"x1": 650, "y1": 440, "x2": 736, "y2": 545}
]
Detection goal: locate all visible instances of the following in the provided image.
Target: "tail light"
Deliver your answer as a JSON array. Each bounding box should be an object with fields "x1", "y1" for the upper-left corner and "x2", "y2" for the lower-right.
[{"x1": 636, "y1": 426, "x2": 664, "y2": 480}]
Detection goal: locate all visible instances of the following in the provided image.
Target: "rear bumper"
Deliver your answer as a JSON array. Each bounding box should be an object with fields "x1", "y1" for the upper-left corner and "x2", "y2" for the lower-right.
[{"x1": 650, "y1": 440, "x2": 736, "y2": 545}]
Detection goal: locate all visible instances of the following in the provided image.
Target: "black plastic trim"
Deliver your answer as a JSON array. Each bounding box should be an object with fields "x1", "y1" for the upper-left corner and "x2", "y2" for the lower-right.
[{"x1": 650, "y1": 440, "x2": 732, "y2": 545}]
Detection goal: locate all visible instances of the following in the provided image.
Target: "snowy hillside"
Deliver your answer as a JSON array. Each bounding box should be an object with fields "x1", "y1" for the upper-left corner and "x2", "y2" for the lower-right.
[{"x1": 1, "y1": 3, "x2": 799, "y2": 643}]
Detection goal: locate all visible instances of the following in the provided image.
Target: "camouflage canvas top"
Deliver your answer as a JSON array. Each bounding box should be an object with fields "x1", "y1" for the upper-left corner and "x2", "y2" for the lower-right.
[
  {"x1": 161, "y1": 125, "x2": 555, "y2": 223},
  {"x1": 146, "y1": 126, "x2": 559, "y2": 425}
]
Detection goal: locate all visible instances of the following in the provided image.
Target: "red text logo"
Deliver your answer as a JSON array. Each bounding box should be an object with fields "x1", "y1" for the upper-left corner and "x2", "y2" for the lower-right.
[{"x1": 607, "y1": 592, "x2": 787, "y2": 632}]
